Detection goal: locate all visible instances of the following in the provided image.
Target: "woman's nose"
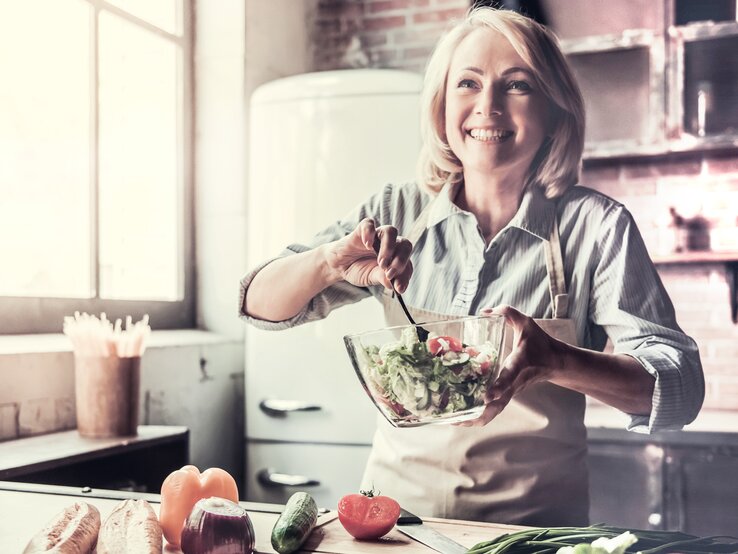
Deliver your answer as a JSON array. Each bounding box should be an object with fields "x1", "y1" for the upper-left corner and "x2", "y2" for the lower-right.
[{"x1": 476, "y1": 87, "x2": 503, "y2": 116}]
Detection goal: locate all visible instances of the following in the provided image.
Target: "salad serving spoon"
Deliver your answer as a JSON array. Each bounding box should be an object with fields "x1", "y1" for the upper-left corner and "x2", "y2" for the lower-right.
[{"x1": 372, "y1": 237, "x2": 430, "y2": 342}]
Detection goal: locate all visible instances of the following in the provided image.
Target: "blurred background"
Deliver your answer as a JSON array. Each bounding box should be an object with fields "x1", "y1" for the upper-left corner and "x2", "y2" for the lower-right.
[{"x1": 1, "y1": 0, "x2": 738, "y2": 538}]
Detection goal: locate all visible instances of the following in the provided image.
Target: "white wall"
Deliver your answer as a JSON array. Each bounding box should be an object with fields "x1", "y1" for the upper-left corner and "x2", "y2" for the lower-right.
[
  {"x1": 194, "y1": 0, "x2": 248, "y2": 340},
  {"x1": 195, "y1": 0, "x2": 318, "y2": 339}
]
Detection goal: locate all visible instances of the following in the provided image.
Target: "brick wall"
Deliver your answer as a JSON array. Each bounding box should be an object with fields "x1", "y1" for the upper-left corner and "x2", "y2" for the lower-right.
[
  {"x1": 308, "y1": 2, "x2": 738, "y2": 413},
  {"x1": 583, "y1": 152, "x2": 738, "y2": 411},
  {"x1": 312, "y1": 0, "x2": 470, "y2": 73}
]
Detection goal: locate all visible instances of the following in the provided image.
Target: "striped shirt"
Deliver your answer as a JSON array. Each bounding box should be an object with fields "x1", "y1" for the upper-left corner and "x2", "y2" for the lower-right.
[{"x1": 240, "y1": 181, "x2": 704, "y2": 433}]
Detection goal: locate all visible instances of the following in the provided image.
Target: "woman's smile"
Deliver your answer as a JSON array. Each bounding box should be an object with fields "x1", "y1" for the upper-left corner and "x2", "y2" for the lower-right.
[{"x1": 467, "y1": 127, "x2": 514, "y2": 142}]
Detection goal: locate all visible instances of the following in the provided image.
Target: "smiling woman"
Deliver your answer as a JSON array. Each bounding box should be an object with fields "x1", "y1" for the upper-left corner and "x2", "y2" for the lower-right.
[
  {"x1": 241, "y1": 6, "x2": 703, "y2": 529},
  {"x1": 0, "y1": 0, "x2": 194, "y2": 334}
]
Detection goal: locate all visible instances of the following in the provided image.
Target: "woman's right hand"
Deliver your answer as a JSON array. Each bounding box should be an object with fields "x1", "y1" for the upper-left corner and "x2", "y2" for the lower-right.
[{"x1": 325, "y1": 218, "x2": 413, "y2": 293}]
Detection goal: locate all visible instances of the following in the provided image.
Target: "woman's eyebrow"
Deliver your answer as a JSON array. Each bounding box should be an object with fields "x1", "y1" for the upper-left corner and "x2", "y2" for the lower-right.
[
  {"x1": 460, "y1": 66, "x2": 485, "y2": 75},
  {"x1": 458, "y1": 65, "x2": 534, "y2": 77}
]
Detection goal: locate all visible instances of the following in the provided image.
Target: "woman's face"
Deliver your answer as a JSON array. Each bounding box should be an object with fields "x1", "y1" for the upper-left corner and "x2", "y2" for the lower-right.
[{"x1": 444, "y1": 28, "x2": 550, "y2": 182}]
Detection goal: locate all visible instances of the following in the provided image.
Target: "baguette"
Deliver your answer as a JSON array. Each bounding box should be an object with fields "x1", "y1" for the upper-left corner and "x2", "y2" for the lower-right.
[
  {"x1": 97, "y1": 499, "x2": 162, "y2": 554},
  {"x1": 23, "y1": 501, "x2": 100, "y2": 554}
]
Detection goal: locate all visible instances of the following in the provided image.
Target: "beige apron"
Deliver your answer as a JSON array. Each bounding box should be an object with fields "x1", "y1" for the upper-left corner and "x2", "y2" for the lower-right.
[{"x1": 360, "y1": 194, "x2": 589, "y2": 527}]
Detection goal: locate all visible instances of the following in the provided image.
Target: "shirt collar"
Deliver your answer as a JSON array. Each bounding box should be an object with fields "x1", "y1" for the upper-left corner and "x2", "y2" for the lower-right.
[
  {"x1": 507, "y1": 184, "x2": 556, "y2": 241},
  {"x1": 426, "y1": 180, "x2": 466, "y2": 228},
  {"x1": 426, "y1": 181, "x2": 556, "y2": 241}
]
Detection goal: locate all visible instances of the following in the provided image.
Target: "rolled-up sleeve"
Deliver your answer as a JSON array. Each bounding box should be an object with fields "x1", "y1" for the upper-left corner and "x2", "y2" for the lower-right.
[
  {"x1": 589, "y1": 205, "x2": 705, "y2": 433},
  {"x1": 238, "y1": 246, "x2": 372, "y2": 330},
  {"x1": 238, "y1": 185, "x2": 397, "y2": 330}
]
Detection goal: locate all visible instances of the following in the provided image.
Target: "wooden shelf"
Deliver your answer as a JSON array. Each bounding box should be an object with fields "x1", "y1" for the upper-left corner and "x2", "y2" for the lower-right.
[
  {"x1": 652, "y1": 251, "x2": 738, "y2": 264},
  {"x1": 0, "y1": 425, "x2": 189, "y2": 493},
  {"x1": 652, "y1": 251, "x2": 738, "y2": 323}
]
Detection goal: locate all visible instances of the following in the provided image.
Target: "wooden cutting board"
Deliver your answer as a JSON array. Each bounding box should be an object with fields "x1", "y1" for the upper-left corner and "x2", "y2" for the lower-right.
[
  {"x1": 301, "y1": 514, "x2": 521, "y2": 553},
  {"x1": 0, "y1": 484, "x2": 521, "y2": 553}
]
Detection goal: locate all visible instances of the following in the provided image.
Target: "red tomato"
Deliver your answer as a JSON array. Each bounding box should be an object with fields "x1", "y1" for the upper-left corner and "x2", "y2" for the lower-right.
[
  {"x1": 337, "y1": 491, "x2": 401, "y2": 540},
  {"x1": 427, "y1": 335, "x2": 463, "y2": 356},
  {"x1": 427, "y1": 338, "x2": 443, "y2": 356},
  {"x1": 464, "y1": 346, "x2": 480, "y2": 357}
]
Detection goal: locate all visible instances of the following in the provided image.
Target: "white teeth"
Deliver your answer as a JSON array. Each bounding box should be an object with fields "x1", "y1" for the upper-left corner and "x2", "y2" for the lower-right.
[{"x1": 469, "y1": 128, "x2": 512, "y2": 141}]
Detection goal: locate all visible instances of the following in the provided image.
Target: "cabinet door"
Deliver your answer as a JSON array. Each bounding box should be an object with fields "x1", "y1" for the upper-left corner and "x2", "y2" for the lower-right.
[
  {"x1": 244, "y1": 440, "x2": 372, "y2": 509},
  {"x1": 666, "y1": 445, "x2": 738, "y2": 536},
  {"x1": 588, "y1": 442, "x2": 665, "y2": 529},
  {"x1": 245, "y1": 302, "x2": 381, "y2": 444}
]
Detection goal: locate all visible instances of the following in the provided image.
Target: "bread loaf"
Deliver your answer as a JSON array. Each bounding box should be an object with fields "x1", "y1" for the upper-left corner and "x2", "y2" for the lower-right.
[
  {"x1": 23, "y1": 501, "x2": 100, "y2": 553},
  {"x1": 97, "y1": 499, "x2": 162, "y2": 554}
]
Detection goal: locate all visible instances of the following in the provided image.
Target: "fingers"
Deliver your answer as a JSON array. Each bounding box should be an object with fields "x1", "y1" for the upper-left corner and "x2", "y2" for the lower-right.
[
  {"x1": 358, "y1": 218, "x2": 378, "y2": 250},
  {"x1": 453, "y1": 395, "x2": 509, "y2": 427},
  {"x1": 374, "y1": 225, "x2": 398, "y2": 269},
  {"x1": 481, "y1": 304, "x2": 528, "y2": 327},
  {"x1": 358, "y1": 220, "x2": 413, "y2": 293}
]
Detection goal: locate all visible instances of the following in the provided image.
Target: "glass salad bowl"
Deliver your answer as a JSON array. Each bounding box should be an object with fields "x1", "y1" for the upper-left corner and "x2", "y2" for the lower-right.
[{"x1": 344, "y1": 315, "x2": 506, "y2": 428}]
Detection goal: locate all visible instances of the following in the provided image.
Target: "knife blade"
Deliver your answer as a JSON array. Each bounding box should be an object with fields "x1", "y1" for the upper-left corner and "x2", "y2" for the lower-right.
[{"x1": 396, "y1": 508, "x2": 468, "y2": 554}]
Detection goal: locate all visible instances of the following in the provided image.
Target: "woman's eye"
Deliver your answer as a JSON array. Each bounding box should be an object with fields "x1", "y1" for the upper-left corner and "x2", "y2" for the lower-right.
[
  {"x1": 457, "y1": 79, "x2": 478, "y2": 89},
  {"x1": 507, "y1": 80, "x2": 531, "y2": 92}
]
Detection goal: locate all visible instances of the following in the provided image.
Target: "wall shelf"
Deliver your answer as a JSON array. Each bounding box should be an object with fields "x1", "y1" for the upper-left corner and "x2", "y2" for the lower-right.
[
  {"x1": 543, "y1": 1, "x2": 738, "y2": 160},
  {"x1": 652, "y1": 251, "x2": 738, "y2": 264},
  {"x1": 652, "y1": 251, "x2": 738, "y2": 323}
]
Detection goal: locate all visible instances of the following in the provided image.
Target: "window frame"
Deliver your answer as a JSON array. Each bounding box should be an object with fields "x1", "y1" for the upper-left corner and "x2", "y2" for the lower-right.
[{"x1": 0, "y1": 0, "x2": 195, "y2": 334}]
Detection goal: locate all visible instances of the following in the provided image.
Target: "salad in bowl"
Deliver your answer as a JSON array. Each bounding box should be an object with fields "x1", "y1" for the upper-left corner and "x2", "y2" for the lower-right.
[{"x1": 344, "y1": 315, "x2": 505, "y2": 427}]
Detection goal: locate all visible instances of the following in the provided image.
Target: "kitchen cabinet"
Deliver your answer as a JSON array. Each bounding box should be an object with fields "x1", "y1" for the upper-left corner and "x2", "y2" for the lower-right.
[
  {"x1": 665, "y1": 444, "x2": 738, "y2": 534},
  {"x1": 541, "y1": 0, "x2": 738, "y2": 159},
  {"x1": 588, "y1": 441, "x2": 664, "y2": 529},
  {"x1": 587, "y1": 427, "x2": 738, "y2": 536},
  {"x1": 245, "y1": 441, "x2": 372, "y2": 509},
  {"x1": 0, "y1": 425, "x2": 188, "y2": 493}
]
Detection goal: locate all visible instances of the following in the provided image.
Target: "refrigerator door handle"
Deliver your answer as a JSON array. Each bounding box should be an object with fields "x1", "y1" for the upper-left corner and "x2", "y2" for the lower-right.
[
  {"x1": 257, "y1": 468, "x2": 321, "y2": 488},
  {"x1": 259, "y1": 398, "x2": 323, "y2": 417}
]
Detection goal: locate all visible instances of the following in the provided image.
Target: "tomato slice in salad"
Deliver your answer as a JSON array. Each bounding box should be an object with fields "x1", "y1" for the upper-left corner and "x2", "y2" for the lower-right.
[
  {"x1": 427, "y1": 335, "x2": 463, "y2": 356},
  {"x1": 337, "y1": 490, "x2": 401, "y2": 540}
]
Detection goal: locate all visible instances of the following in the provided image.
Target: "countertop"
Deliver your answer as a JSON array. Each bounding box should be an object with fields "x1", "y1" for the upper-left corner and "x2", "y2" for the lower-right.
[
  {"x1": 585, "y1": 402, "x2": 738, "y2": 445},
  {"x1": 0, "y1": 481, "x2": 521, "y2": 553}
]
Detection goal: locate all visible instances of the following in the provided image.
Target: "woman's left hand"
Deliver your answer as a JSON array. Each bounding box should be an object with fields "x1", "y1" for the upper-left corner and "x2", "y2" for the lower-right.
[{"x1": 458, "y1": 305, "x2": 567, "y2": 427}]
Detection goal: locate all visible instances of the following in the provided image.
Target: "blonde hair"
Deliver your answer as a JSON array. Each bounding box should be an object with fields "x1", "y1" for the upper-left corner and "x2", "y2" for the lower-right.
[{"x1": 416, "y1": 7, "x2": 585, "y2": 199}]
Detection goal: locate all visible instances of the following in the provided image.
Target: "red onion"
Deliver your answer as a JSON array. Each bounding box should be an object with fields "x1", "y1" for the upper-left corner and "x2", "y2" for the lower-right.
[{"x1": 181, "y1": 497, "x2": 255, "y2": 554}]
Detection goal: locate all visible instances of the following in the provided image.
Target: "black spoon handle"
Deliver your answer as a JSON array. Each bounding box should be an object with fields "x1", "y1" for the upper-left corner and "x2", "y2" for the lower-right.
[
  {"x1": 371, "y1": 236, "x2": 431, "y2": 341},
  {"x1": 393, "y1": 285, "x2": 418, "y2": 326}
]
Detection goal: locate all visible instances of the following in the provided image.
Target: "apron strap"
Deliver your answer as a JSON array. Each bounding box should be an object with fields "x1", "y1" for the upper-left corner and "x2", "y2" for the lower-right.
[{"x1": 543, "y1": 215, "x2": 569, "y2": 319}]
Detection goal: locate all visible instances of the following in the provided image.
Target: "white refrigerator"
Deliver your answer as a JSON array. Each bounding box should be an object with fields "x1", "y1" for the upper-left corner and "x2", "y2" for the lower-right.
[{"x1": 244, "y1": 69, "x2": 422, "y2": 508}]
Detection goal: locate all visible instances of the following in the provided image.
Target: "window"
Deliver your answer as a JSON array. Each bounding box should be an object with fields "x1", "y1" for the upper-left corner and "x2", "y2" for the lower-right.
[{"x1": 0, "y1": 0, "x2": 194, "y2": 334}]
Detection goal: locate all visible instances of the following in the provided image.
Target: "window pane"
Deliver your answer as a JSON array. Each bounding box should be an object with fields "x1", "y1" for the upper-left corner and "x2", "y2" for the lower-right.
[
  {"x1": 98, "y1": 11, "x2": 180, "y2": 301},
  {"x1": 104, "y1": 0, "x2": 182, "y2": 35},
  {"x1": 0, "y1": 0, "x2": 91, "y2": 297}
]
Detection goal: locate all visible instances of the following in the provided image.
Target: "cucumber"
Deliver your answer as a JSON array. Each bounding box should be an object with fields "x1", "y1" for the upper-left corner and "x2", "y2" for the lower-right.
[{"x1": 271, "y1": 492, "x2": 319, "y2": 554}]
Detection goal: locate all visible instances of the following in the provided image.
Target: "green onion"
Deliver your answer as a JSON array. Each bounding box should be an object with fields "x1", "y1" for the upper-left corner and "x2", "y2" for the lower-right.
[{"x1": 465, "y1": 525, "x2": 738, "y2": 554}]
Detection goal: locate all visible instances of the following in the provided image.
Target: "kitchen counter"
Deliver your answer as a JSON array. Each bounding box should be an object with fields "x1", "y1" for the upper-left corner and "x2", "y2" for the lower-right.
[
  {"x1": 585, "y1": 403, "x2": 738, "y2": 445},
  {"x1": 0, "y1": 481, "x2": 521, "y2": 553}
]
